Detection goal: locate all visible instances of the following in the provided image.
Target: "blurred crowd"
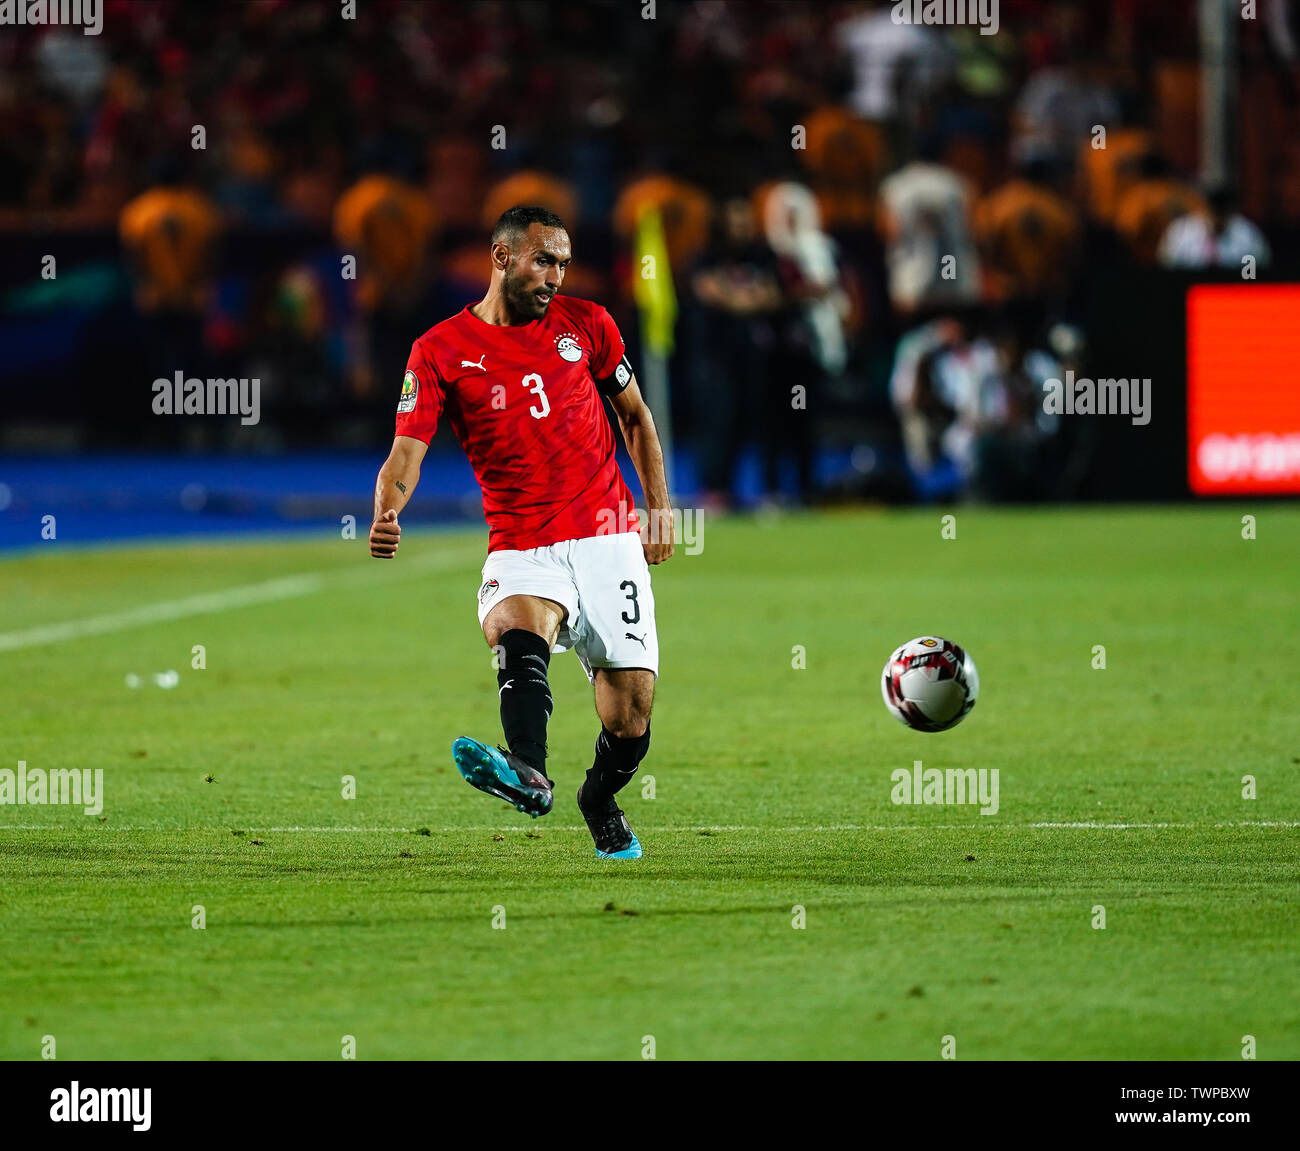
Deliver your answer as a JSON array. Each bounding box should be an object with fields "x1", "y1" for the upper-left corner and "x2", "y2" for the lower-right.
[{"x1": 3, "y1": 0, "x2": 1298, "y2": 502}]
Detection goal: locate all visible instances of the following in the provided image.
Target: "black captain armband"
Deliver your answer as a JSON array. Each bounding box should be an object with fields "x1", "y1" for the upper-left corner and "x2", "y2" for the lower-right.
[{"x1": 595, "y1": 354, "x2": 634, "y2": 397}]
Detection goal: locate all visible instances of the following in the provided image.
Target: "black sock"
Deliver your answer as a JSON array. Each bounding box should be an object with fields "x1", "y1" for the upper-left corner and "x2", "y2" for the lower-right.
[
  {"x1": 497, "y1": 629, "x2": 553, "y2": 780},
  {"x1": 583, "y1": 724, "x2": 651, "y2": 807}
]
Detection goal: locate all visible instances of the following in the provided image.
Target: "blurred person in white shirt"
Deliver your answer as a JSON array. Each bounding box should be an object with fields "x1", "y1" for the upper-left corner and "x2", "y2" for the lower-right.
[
  {"x1": 1158, "y1": 184, "x2": 1271, "y2": 270},
  {"x1": 878, "y1": 135, "x2": 982, "y2": 314},
  {"x1": 836, "y1": 0, "x2": 952, "y2": 123}
]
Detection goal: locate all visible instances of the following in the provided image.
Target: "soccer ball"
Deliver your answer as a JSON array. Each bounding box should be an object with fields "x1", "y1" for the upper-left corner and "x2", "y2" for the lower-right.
[{"x1": 881, "y1": 636, "x2": 979, "y2": 732}]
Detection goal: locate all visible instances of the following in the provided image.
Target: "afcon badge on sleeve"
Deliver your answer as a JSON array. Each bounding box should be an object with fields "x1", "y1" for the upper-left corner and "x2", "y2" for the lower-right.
[{"x1": 397, "y1": 370, "x2": 419, "y2": 413}]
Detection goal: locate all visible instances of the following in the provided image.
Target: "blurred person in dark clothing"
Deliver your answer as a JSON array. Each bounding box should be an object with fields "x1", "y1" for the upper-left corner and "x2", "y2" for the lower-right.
[
  {"x1": 253, "y1": 264, "x2": 335, "y2": 443},
  {"x1": 890, "y1": 314, "x2": 976, "y2": 499},
  {"x1": 891, "y1": 312, "x2": 1065, "y2": 502},
  {"x1": 687, "y1": 196, "x2": 782, "y2": 510},
  {"x1": 762, "y1": 181, "x2": 851, "y2": 506},
  {"x1": 968, "y1": 321, "x2": 1063, "y2": 503},
  {"x1": 117, "y1": 172, "x2": 222, "y2": 440},
  {"x1": 333, "y1": 171, "x2": 437, "y2": 440}
]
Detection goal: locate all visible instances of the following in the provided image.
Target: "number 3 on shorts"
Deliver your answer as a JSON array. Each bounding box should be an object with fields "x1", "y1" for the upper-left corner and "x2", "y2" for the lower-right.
[{"x1": 620, "y1": 579, "x2": 640, "y2": 625}]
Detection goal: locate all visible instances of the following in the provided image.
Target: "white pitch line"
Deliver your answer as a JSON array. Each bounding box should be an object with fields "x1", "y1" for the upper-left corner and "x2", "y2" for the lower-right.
[
  {"x1": 0, "y1": 573, "x2": 322, "y2": 653},
  {"x1": 0, "y1": 546, "x2": 481, "y2": 653},
  {"x1": 0, "y1": 821, "x2": 1296, "y2": 833},
  {"x1": 1029, "y1": 820, "x2": 1300, "y2": 829}
]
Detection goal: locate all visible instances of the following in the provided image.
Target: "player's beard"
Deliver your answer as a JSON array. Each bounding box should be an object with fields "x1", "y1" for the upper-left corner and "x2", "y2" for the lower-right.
[{"x1": 504, "y1": 268, "x2": 551, "y2": 321}]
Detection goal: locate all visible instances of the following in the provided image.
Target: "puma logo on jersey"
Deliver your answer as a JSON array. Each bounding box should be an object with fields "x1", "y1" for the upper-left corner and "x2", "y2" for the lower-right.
[
  {"x1": 625, "y1": 632, "x2": 647, "y2": 648},
  {"x1": 461, "y1": 354, "x2": 487, "y2": 371}
]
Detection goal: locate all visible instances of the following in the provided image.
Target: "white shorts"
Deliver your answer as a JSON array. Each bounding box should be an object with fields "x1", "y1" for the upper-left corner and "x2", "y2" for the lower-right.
[{"x1": 476, "y1": 531, "x2": 659, "y2": 683}]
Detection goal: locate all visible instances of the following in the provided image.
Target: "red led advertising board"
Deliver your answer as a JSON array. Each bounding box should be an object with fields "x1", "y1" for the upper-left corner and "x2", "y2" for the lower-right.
[{"x1": 1188, "y1": 284, "x2": 1300, "y2": 495}]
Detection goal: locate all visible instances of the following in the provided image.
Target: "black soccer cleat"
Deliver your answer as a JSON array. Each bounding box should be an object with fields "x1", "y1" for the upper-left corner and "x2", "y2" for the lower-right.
[
  {"x1": 577, "y1": 783, "x2": 642, "y2": 859},
  {"x1": 452, "y1": 736, "x2": 553, "y2": 818}
]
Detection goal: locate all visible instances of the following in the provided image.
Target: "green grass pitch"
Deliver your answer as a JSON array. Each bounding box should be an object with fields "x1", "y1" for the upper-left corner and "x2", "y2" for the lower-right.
[{"x1": 1, "y1": 505, "x2": 1297, "y2": 1060}]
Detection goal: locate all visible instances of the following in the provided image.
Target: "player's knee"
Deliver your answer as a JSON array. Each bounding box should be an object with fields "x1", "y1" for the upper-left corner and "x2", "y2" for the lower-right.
[
  {"x1": 495, "y1": 628, "x2": 552, "y2": 674},
  {"x1": 605, "y1": 711, "x2": 649, "y2": 740},
  {"x1": 603, "y1": 690, "x2": 652, "y2": 739}
]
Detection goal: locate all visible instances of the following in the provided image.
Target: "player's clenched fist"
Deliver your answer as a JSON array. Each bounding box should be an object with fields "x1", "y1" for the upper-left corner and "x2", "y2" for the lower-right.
[
  {"x1": 642, "y1": 508, "x2": 675, "y2": 565},
  {"x1": 370, "y1": 508, "x2": 401, "y2": 558},
  {"x1": 643, "y1": 537, "x2": 674, "y2": 565}
]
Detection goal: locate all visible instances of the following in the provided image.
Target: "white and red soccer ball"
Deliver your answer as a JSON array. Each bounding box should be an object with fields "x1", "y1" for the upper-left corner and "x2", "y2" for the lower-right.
[{"x1": 881, "y1": 636, "x2": 979, "y2": 732}]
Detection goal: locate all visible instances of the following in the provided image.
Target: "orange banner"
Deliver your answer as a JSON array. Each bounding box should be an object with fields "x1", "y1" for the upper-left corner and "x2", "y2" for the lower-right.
[{"x1": 1188, "y1": 285, "x2": 1300, "y2": 494}]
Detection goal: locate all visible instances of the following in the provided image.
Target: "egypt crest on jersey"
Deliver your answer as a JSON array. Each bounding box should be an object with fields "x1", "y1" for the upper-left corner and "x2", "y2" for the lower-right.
[{"x1": 555, "y1": 332, "x2": 584, "y2": 362}]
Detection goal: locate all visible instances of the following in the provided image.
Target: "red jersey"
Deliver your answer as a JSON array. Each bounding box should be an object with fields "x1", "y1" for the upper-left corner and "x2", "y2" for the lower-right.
[{"x1": 395, "y1": 294, "x2": 640, "y2": 552}]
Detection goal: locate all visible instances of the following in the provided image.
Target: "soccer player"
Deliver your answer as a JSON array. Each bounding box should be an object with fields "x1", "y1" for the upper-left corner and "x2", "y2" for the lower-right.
[{"x1": 368, "y1": 205, "x2": 673, "y2": 858}]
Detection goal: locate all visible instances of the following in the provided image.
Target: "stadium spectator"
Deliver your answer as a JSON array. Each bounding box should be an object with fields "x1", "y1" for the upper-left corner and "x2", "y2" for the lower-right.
[
  {"x1": 967, "y1": 322, "x2": 1063, "y2": 502},
  {"x1": 1158, "y1": 183, "x2": 1272, "y2": 270},
  {"x1": 687, "y1": 196, "x2": 782, "y2": 510},
  {"x1": 762, "y1": 181, "x2": 851, "y2": 504},
  {"x1": 877, "y1": 138, "x2": 982, "y2": 314},
  {"x1": 1014, "y1": 61, "x2": 1120, "y2": 173},
  {"x1": 890, "y1": 316, "x2": 969, "y2": 497},
  {"x1": 835, "y1": 0, "x2": 951, "y2": 124},
  {"x1": 890, "y1": 314, "x2": 1063, "y2": 501}
]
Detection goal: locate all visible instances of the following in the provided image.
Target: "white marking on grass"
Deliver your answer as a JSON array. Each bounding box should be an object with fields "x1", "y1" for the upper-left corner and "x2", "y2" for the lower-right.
[
  {"x1": 0, "y1": 547, "x2": 480, "y2": 653},
  {"x1": 2, "y1": 820, "x2": 1296, "y2": 833}
]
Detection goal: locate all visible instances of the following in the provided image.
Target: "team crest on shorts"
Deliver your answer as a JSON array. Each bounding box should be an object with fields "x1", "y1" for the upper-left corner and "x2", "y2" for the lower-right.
[
  {"x1": 478, "y1": 578, "x2": 500, "y2": 605},
  {"x1": 397, "y1": 370, "x2": 418, "y2": 413},
  {"x1": 555, "y1": 333, "x2": 584, "y2": 363}
]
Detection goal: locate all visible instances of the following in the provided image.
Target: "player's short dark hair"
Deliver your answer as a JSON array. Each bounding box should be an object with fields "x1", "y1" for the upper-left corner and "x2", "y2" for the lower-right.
[{"x1": 491, "y1": 205, "x2": 567, "y2": 248}]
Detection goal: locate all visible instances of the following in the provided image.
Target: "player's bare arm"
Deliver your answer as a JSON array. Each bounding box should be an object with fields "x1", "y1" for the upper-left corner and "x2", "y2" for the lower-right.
[
  {"x1": 609, "y1": 376, "x2": 674, "y2": 565},
  {"x1": 370, "y1": 434, "x2": 428, "y2": 558}
]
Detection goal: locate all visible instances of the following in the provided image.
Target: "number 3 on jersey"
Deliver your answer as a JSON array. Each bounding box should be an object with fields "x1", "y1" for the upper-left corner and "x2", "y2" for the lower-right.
[{"x1": 521, "y1": 373, "x2": 550, "y2": 419}]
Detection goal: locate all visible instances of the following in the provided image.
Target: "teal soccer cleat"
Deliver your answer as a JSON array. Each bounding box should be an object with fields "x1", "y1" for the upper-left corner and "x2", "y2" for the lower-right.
[
  {"x1": 577, "y1": 783, "x2": 642, "y2": 858},
  {"x1": 452, "y1": 736, "x2": 554, "y2": 818}
]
